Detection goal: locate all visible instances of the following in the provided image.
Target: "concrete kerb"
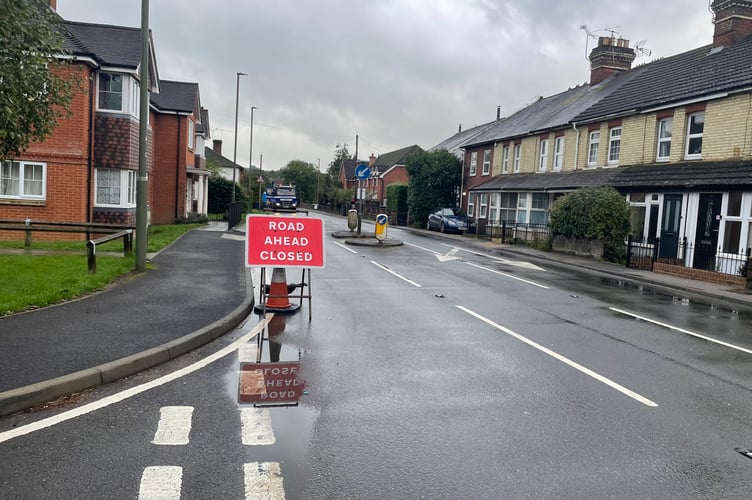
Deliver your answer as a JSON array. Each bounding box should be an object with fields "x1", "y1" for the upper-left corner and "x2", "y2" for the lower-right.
[{"x1": 0, "y1": 268, "x2": 255, "y2": 417}]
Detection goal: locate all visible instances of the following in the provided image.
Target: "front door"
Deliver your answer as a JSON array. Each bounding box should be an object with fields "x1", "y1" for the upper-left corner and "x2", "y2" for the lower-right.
[
  {"x1": 659, "y1": 194, "x2": 682, "y2": 259},
  {"x1": 692, "y1": 193, "x2": 722, "y2": 270}
]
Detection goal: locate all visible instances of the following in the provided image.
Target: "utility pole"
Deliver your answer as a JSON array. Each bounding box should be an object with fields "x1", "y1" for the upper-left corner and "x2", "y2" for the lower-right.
[
  {"x1": 231, "y1": 72, "x2": 246, "y2": 203},
  {"x1": 135, "y1": 0, "x2": 149, "y2": 272},
  {"x1": 316, "y1": 158, "x2": 320, "y2": 208}
]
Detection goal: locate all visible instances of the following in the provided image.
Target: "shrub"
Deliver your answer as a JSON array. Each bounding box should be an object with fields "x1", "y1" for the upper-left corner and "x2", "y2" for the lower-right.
[
  {"x1": 386, "y1": 183, "x2": 408, "y2": 211},
  {"x1": 548, "y1": 186, "x2": 630, "y2": 261}
]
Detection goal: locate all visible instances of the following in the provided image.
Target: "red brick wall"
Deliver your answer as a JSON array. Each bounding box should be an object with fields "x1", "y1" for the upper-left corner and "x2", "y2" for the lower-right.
[
  {"x1": 0, "y1": 64, "x2": 93, "y2": 240},
  {"x1": 151, "y1": 113, "x2": 191, "y2": 224}
]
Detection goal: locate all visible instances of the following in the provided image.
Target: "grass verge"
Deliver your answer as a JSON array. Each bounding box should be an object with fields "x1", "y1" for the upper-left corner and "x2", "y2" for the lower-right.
[{"x1": 0, "y1": 223, "x2": 203, "y2": 317}]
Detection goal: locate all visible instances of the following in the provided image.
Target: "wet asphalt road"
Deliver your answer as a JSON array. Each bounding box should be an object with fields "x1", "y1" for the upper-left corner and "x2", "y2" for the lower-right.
[{"x1": 1, "y1": 213, "x2": 751, "y2": 499}]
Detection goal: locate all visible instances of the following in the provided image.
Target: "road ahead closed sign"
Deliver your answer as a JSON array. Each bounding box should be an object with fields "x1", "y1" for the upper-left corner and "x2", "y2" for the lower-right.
[{"x1": 245, "y1": 215, "x2": 325, "y2": 268}]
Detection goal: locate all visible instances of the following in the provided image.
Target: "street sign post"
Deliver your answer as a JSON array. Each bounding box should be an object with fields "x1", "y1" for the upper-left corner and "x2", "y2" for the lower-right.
[{"x1": 245, "y1": 215, "x2": 325, "y2": 268}]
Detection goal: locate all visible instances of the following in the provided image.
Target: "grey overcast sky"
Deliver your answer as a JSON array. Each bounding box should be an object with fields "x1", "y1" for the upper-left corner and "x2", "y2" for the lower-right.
[{"x1": 57, "y1": 1, "x2": 714, "y2": 171}]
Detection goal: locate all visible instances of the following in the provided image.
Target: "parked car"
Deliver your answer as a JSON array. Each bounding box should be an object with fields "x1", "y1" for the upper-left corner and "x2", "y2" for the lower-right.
[{"x1": 426, "y1": 207, "x2": 476, "y2": 233}]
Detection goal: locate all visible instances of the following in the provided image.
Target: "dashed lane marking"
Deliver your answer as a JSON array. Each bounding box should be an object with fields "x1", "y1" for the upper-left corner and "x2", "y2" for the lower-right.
[
  {"x1": 138, "y1": 466, "x2": 182, "y2": 500},
  {"x1": 370, "y1": 260, "x2": 422, "y2": 287},
  {"x1": 240, "y1": 407, "x2": 276, "y2": 446},
  {"x1": 464, "y1": 261, "x2": 549, "y2": 289},
  {"x1": 151, "y1": 406, "x2": 194, "y2": 446},
  {"x1": 245, "y1": 462, "x2": 285, "y2": 499},
  {"x1": 458, "y1": 305, "x2": 658, "y2": 407}
]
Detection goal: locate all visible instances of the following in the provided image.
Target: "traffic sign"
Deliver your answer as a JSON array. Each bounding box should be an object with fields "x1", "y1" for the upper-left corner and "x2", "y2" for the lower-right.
[
  {"x1": 245, "y1": 215, "x2": 325, "y2": 268},
  {"x1": 355, "y1": 163, "x2": 371, "y2": 180}
]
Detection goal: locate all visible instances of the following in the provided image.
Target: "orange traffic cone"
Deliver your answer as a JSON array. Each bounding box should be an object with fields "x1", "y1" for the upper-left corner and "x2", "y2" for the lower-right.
[{"x1": 255, "y1": 267, "x2": 301, "y2": 314}]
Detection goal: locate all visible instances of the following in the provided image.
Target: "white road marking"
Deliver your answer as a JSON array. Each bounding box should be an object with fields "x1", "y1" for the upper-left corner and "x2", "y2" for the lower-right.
[
  {"x1": 436, "y1": 247, "x2": 462, "y2": 262},
  {"x1": 238, "y1": 344, "x2": 258, "y2": 363},
  {"x1": 464, "y1": 261, "x2": 549, "y2": 289},
  {"x1": 443, "y1": 244, "x2": 545, "y2": 271},
  {"x1": 404, "y1": 242, "x2": 441, "y2": 255},
  {"x1": 457, "y1": 305, "x2": 658, "y2": 407},
  {"x1": 138, "y1": 466, "x2": 182, "y2": 500},
  {"x1": 245, "y1": 462, "x2": 285, "y2": 499},
  {"x1": 370, "y1": 260, "x2": 422, "y2": 287},
  {"x1": 0, "y1": 317, "x2": 271, "y2": 445},
  {"x1": 222, "y1": 233, "x2": 246, "y2": 241},
  {"x1": 151, "y1": 406, "x2": 194, "y2": 446},
  {"x1": 332, "y1": 240, "x2": 358, "y2": 253},
  {"x1": 240, "y1": 407, "x2": 276, "y2": 445},
  {"x1": 610, "y1": 307, "x2": 752, "y2": 355}
]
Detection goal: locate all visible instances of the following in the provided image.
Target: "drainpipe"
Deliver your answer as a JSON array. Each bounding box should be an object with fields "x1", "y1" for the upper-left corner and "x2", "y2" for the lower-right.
[
  {"x1": 459, "y1": 149, "x2": 465, "y2": 209},
  {"x1": 175, "y1": 114, "x2": 181, "y2": 220},
  {"x1": 87, "y1": 70, "x2": 95, "y2": 222},
  {"x1": 571, "y1": 122, "x2": 580, "y2": 171}
]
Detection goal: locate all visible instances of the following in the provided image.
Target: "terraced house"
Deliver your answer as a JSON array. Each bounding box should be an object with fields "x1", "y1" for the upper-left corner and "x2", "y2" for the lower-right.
[
  {"x1": 0, "y1": 2, "x2": 209, "y2": 236},
  {"x1": 456, "y1": 0, "x2": 752, "y2": 281}
]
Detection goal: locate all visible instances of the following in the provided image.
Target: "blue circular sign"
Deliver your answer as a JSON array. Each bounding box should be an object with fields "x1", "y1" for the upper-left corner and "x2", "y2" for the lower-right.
[
  {"x1": 377, "y1": 214, "x2": 388, "y2": 225},
  {"x1": 355, "y1": 163, "x2": 371, "y2": 180}
]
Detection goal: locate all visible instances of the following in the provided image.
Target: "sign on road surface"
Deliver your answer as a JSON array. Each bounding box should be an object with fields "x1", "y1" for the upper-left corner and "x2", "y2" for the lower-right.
[
  {"x1": 245, "y1": 215, "x2": 325, "y2": 268},
  {"x1": 238, "y1": 362, "x2": 305, "y2": 405}
]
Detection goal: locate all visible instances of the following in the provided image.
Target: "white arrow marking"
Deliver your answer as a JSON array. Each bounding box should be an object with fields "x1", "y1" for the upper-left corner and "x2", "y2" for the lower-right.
[
  {"x1": 441, "y1": 245, "x2": 544, "y2": 271},
  {"x1": 436, "y1": 247, "x2": 462, "y2": 262}
]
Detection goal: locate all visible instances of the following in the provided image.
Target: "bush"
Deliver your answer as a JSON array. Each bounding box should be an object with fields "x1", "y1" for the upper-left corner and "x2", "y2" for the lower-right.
[
  {"x1": 548, "y1": 186, "x2": 630, "y2": 261},
  {"x1": 386, "y1": 183, "x2": 408, "y2": 211}
]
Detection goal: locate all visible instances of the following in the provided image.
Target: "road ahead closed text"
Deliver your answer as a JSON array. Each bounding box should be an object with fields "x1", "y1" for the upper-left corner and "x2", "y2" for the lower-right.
[{"x1": 246, "y1": 215, "x2": 325, "y2": 268}]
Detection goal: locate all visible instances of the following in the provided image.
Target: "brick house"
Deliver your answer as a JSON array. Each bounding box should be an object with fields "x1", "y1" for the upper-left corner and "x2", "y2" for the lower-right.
[
  {"x1": 150, "y1": 81, "x2": 209, "y2": 224},
  {"x1": 0, "y1": 3, "x2": 214, "y2": 237},
  {"x1": 451, "y1": 0, "x2": 752, "y2": 278},
  {"x1": 342, "y1": 145, "x2": 423, "y2": 207},
  {"x1": 0, "y1": 15, "x2": 159, "y2": 232}
]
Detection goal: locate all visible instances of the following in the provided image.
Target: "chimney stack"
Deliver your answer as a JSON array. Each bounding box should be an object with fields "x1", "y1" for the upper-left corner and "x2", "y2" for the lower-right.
[
  {"x1": 213, "y1": 139, "x2": 222, "y2": 155},
  {"x1": 711, "y1": 0, "x2": 752, "y2": 47},
  {"x1": 369, "y1": 154, "x2": 377, "y2": 167},
  {"x1": 589, "y1": 36, "x2": 636, "y2": 85}
]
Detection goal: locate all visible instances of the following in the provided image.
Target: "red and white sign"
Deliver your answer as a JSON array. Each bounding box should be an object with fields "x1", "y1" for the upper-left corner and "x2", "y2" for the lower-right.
[
  {"x1": 238, "y1": 362, "x2": 305, "y2": 405},
  {"x1": 245, "y1": 215, "x2": 325, "y2": 268}
]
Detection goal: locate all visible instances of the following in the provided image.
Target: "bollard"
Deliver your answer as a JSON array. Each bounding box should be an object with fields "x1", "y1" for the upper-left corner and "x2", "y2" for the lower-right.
[
  {"x1": 375, "y1": 213, "x2": 388, "y2": 242},
  {"x1": 347, "y1": 209, "x2": 358, "y2": 232}
]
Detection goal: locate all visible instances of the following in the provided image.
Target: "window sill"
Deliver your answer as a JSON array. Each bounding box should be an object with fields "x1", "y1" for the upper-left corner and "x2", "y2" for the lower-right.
[{"x1": 0, "y1": 198, "x2": 45, "y2": 206}]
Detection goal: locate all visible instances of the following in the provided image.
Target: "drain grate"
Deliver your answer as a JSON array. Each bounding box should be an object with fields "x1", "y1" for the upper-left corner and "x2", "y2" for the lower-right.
[{"x1": 735, "y1": 448, "x2": 752, "y2": 460}]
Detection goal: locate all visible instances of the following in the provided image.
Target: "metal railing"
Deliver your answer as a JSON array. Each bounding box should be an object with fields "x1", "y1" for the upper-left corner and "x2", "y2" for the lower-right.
[
  {"x1": 626, "y1": 235, "x2": 751, "y2": 281},
  {"x1": 477, "y1": 221, "x2": 550, "y2": 243}
]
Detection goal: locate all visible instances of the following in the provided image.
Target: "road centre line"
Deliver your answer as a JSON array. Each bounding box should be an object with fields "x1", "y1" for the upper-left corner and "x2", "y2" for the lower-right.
[
  {"x1": 610, "y1": 307, "x2": 752, "y2": 355},
  {"x1": 464, "y1": 261, "x2": 549, "y2": 289},
  {"x1": 457, "y1": 306, "x2": 658, "y2": 407},
  {"x1": 332, "y1": 240, "x2": 358, "y2": 253},
  {"x1": 138, "y1": 466, "x2": 182, "y2": 500},
  {"x1": 151, "y1": 406, "x2": 194, "y2": 445},
  {"x1": 0, "y1": 316, "x2": 271, "y2": 445},
  {"x1": 370, "y1": 261, "x2": 422, "y2": 287},
  {"x1": 245, "y1": 462, "x2": 285, "y2": 499},
  {"x1": 240, "y1": 407, "x2": 276, "y2": 445}
]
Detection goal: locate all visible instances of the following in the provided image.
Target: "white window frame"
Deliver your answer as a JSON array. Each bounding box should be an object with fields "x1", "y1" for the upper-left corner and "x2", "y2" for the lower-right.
[
  {"x1": 482, "y1": 149, "x2": 491, "y2": 175},
  {"x1": 95, "y1": 168, "x2": 137, "y2": 208},
  {"x1": 685, "y1": 112, "x2": 704, "y2": 159},
  {"x1": 513, "y1": 144, "x2": 521, "y2": 173},
  {"x1": 530, "y1": 192, "x2": 549, "y2": 225},
  {"x1": 479, "y1": 193, "x2": 488, "y2": 218},
  {"x1": 656, "y1": 117, "x2": 672, "y2": 161},
  {"x1": 608, "y1": 127, "x2": 621, "y2": 164},
  {"x1": 502, "y1": 146, "x2": 510, "y2": 174},
  {"x1": 516, "y1": 192, "x2": 528, "y2": 223},
  {"x1": 98, "y1": 72, "x2": 140, "y2": 117},
  {"x1": 469, "y1": 152, "x2": 477, "y2": 176},
  {"x1": 188, "y1": 119, "x2": 195, "y2": 150},
  {"x1": 0, "y1": 160, "x2": 46, "y2": 200},
  {"x1": 553, "y1": 136, "x2": 564, "y2": 171},
  {"x1": 467, "y1": 193, "x2": 476, "y2": 218},
  {"x1": 588, "y1": 131, "x2": 600, "y2": 166},
  {"x1": 538, "y1": 139, "x2": 548, "y2": 172},
  {"x1": 489, "y1": 193, "x2": 499, "y2": 223}
]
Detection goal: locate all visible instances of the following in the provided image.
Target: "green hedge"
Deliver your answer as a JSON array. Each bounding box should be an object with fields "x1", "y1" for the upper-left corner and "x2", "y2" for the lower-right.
[{"x1": 386, "y1": 183, "x2": 408, "y2": 211}]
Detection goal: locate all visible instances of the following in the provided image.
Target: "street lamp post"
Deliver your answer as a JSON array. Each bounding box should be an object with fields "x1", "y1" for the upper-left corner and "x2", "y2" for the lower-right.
[
  {"x1": 231, "y1": 72, "x2": 246, "y2": 203},
  {"x1": 315, "y1": 158, "x2": 320, "y2": 209},
  {"x1": 249, "y1": 106, "x2": 258, "y2": 170}
]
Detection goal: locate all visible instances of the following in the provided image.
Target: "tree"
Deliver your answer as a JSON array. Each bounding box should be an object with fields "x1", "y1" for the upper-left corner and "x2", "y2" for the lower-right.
[
  {"x1": 548, "y1": 186, "x2": 631, "y2": 261},
  {"x1": 0, "y1": 1, "x2": 76, "y2": 160},
  {"x1": 327, "y1": 144, "x2": 352, "y2": 179},
  {"x1": 279, "y1": 160, "x2": 318, "y2": 203},
  {"x1": 405, "y1": 149, "x2": 462, "y2": 226}
]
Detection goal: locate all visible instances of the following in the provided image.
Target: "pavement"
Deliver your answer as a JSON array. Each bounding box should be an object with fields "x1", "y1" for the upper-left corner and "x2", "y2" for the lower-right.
[
  {"x1": 0, "y1": 222, "x2": 254, "y2": 417},
  {"x1": 1, "y1": 217, "x2": 751, "y2": 417}
]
